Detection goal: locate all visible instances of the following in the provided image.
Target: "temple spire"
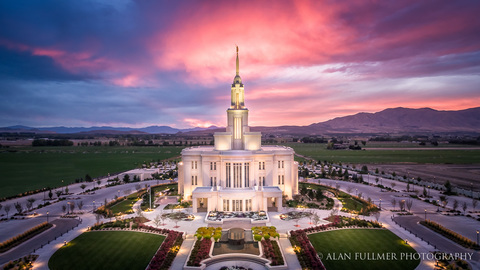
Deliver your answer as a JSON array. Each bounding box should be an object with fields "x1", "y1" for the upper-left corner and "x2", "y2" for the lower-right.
[{"x1": 236, "y1": 46, "x2": 239, "y2": 76}]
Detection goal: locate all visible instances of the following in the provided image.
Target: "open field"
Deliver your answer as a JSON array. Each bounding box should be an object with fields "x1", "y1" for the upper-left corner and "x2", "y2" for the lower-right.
[
  {"x1": 286, "y1": 143, "x2": 480, "y2": 164},
  {"x1": 369, "y1": 164, "x2": 480, "y2": 191},
  {"x1": 48, "y1": 231, "x2": 165, "y2": 270},
  {"x1": 308, "y1": 229, "x2": 420, "y2": 270},
  {"x1": 0, "y1": 146, "x2": 183, "y2": 199}
]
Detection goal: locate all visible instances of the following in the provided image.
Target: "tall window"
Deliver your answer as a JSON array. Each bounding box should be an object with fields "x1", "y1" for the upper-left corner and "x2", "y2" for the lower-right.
[
  {"x1": 234, "y1": 163, "x2": 242, "y2": 188},
  {"x1": 192, "y1": 175, "x2": 197, "y2": 185},
  {"x1": 226, "y1": 163, "x2": 231, "y2": 187},
  {"x1": 192, "y1": 161, "x2": 197, "y2": 169},
  {"x1": 278, "y1": 161, "x2": 281, "y2": 168},
  {"x1": 233, "y1": 200, "x2": 243, "y2": 211},
  {"x1": 263, "y1": 177, "x2": 266, "y2": 186},
  {"x1": 245, "y1": 199, "x2": 252, "y2": 211},
  {"x1": 282, "y1": 175, "x2": 284, "y2": 184},
  {"x1": 234, "y1": 117, "x2": 241, "y2": 139},
  {"x1": 282, "y1": 161, "x2": 284, "y2": 168},
  {"x1": 210, "y1": 162, "x2": 217, "y2": 171},
  {"x1": 245, "y1": 163, "x2": 250, "y2": 187},
  {"x1": 259, "y1": 161, "x2": 265, "y2": 170},
  {"x1": 278, "y1": 175, "x2": 281, "y2": 184},
  {"x1": 223, "y1": 199, "x2": 230, "y2": 211}
]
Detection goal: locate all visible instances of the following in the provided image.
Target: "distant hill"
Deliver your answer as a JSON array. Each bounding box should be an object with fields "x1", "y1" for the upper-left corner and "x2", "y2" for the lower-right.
[
  {"x1": 306, "y1": 107, "x2": 480, "y2": 134},
  {"x1": 1, "y1": 107, "x2": 479, "y2": 135}
]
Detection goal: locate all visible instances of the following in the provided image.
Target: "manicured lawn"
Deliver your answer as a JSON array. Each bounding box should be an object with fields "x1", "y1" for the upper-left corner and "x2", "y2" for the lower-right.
[
  {"x1": 48, "y1": 231, "x2": 165, "y2": 270},
  {"x1": 0, "y1": 146, "x2": 183, "y2": 198},
  {"x1": 308, "y1": 229, "x2": 420, "y2": 270},
  {"x1": 338, "y1": 197, "x2": 364, "y2": 212},
  {"x1": 285, "y1": 143, "x2": 480, "y2": 164},
  {"x1": 110, "y1": 193, "x2": 140, "y2": 214}
]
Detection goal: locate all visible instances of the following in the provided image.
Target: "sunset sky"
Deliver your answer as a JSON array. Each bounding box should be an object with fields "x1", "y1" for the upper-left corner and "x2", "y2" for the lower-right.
[{"x1": 1, "y1": 0, "x2": 479, "y2": 129}]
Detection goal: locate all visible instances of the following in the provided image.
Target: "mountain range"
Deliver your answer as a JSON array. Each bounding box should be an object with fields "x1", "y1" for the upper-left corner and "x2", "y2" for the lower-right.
[{"x1": 2, "y1": 107, "x2": 479, "y2": 135}]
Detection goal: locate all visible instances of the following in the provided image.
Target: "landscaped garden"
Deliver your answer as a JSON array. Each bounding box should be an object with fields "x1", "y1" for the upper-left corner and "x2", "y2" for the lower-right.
[
  {"x1": 206, "y1": 210, "x2": 268, "y2": 222},
  {"x1": 308, "y1": 229, "x2": 420, "y2": 270},
  {"x1": 187, "y1": 227, "x2": 215, "y2": 267},
  {"x1": 48, "y1": 231, "x2": 165, "y2": 270},
  {"x1": 296, "y1": 182, "x2": 379, "y2": 216}
]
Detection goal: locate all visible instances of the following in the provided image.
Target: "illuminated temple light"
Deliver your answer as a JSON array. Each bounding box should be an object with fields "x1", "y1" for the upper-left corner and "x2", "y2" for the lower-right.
[{"x1": 178, "y1": 47, "x2": 299, "y2": 213}]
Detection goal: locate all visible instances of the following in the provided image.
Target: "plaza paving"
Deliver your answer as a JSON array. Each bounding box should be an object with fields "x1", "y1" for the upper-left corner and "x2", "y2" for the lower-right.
[{"x1": 0, "y1": 169, "x2": 478, "y2": 269}]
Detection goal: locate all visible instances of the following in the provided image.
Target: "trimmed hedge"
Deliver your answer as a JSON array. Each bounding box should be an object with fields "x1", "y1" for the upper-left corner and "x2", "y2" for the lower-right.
[
  {"x1": 187, "y1": 238, "x2": 212, "y2": 266},
  {"x1": 0, "y1": 222, "x2": 52, "y2": 253},
  {"x1": 420, "y1": 219, "x2": 480, "y2": 250},
  {"x1": 146, "y1": 230, "x2": 183, "y2": 270},
  {"x1": 289, "y1": 230, "x2": 325, "y2": 270}
]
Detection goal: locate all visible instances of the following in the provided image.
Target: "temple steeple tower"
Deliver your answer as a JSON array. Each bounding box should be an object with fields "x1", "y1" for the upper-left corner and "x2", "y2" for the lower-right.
[
  {"x1": 236, "y1": 46, "x2": 239, "y2": 76},
  {"x1": 214, "y1": 46, "x2": 261, "y2": 151}
]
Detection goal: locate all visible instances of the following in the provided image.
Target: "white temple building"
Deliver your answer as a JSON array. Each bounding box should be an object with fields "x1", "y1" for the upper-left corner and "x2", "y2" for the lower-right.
[{"x1": 178, "y1": 47, "x2": 298, "y2": 213}]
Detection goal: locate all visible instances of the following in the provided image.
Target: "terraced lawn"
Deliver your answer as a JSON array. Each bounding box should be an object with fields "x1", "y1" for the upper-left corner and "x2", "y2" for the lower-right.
[
  {"x1": 48, "y1": 231, "x2": 165, "y2": 270},
  {"x1": 308, "y1": 229, "x2": 420, "y2": 270}
]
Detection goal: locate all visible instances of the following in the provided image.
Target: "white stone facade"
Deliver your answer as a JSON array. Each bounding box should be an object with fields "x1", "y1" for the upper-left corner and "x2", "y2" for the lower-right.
[{"x1": 178, "y1": 47, "x2": 298, "y2": 213}]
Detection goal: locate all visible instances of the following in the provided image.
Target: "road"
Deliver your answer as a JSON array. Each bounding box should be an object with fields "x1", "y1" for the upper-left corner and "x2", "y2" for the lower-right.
[{"x1": 0, "y1": 218, "x2": 80, "y2": 265}]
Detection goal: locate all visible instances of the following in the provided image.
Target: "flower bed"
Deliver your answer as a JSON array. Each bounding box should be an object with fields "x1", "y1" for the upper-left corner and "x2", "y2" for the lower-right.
[
  {"x1": 289, "y1": 230, "x2": 325, "y2": 270},
  {"x1": 163, "y1": 212, "x2": 194, "y2": 221},
  {"x1": 206, "y1": 211, "x2": 267, "y2": 222},
  {"x1": 279, "y1": 211, "x2": 311, "y2": 221},
  {"x1": 0, "y1": 222, "x2": 52, "y2": 253},
  {"x1": 195, "y1": 227, "x2": 222, "y2": 241},
  {"x1": 420, "y1": 219, "x2": 480, "y2": 250},
  {"x1": 252, "y1": 226, "x2": 279, "y2": 241},
  {"x1": 261, "y1": 239, "x2": 284, "y2": 266},
  {"x1": 187, "y1": 238, "x2": 212, "y2": 266},
  {"x1": 146, "y1": 230, "x2": 184, "y2": 270}
]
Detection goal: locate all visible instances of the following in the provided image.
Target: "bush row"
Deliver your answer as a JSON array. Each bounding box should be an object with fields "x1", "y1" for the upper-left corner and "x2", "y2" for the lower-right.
[
  {"x1": 187, "y1": 238, "x2": 212, "y2": 266},
  {"x1": 261, "y1": 239, "x2": 284, "y2": 266},
  {"x1": 146, "y1": 230, "x2": 183, "y2": 270},
  {"x1": 420, "y1": 219, "x2": 480, "y2": 250},
  {"x1": 289, "y1": 230, "x2": 325, "y2": 270},
  {"x1": 252, "y1": 226, "x2": 279, "y2": 241},
  {"x1": 194, "y1": 227, "x2": 221, "y2": 241},
  {"x1": 0, "y1": 222, "x2": 52, "y2": 252}
]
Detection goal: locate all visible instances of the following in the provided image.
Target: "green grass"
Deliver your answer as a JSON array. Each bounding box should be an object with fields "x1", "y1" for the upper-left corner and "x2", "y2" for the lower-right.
[
  {"x1": 285, "y1": 143, "x2": 480, "y2": 164},
  {"x1": 48, "y1": 231, "x2": 165, "y2": 270},
  {"x1": 308, "y1": 229, "x2": 420, "y2": 270},
  {"x1": 0, "y1": 146, "x2": 183, "y2": 199},
  {"x1": 339, "y1": 197, "x2": 364, "y2": 212},
  {"x1": 110, "y1": 193, "x2": 140, "y2": 214}
]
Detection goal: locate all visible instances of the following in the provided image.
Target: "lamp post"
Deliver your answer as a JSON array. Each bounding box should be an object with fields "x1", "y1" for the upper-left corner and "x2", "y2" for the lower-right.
[
  {"x1": 379, "y1": 199, "x2": 382, "y2": 210},
  {"x1": 61, "y1": 180, "x2": 64, "y2": 193},
  {"x1": 437, "y1": 200, "x2": 440, "y2": 212},
  {"x1": 355, "y1": 188, "x2": 358, "y2": 196},
  {"x1": 93, "y1": 200, "x2": 96, "y2": 212},
  {"x1": 424, "y1": 209, "x2": 427, "y2": 221},
  {"x1": 47, "y1": 211, "x2": 49, "y2": 223},
  {"x1": 477, "y1": 230, "x2": 479, "y2": 245}
]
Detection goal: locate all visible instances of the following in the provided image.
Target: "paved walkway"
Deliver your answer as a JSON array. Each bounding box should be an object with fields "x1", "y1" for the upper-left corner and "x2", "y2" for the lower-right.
[
  {"x1": 0, "y1": 218, "x2": 80, "y2": 266},
  {"x1": 279, "y1": 237, "x2": 300, "y2": 270},
  {"x1": 171, "y1": 238, "x2": 195, "y2": 269}
]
